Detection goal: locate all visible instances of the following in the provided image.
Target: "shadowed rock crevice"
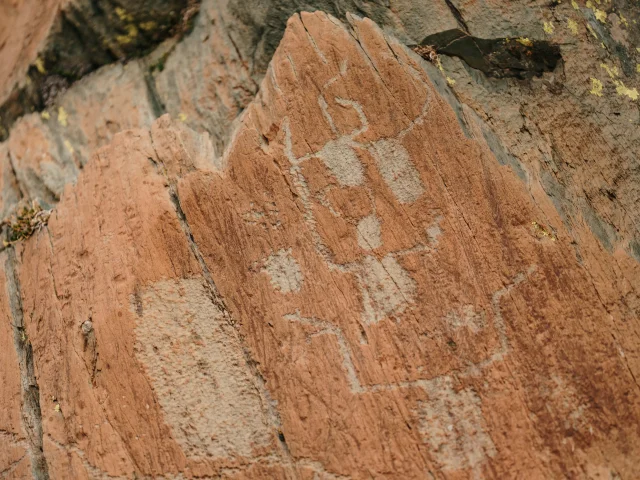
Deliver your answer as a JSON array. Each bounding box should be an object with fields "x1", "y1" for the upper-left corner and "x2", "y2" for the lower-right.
[
  {"x1": 416, "y1": 28, "x2": 562, "y2": 79},
  {"x1": 0, "y1": 0, "x2": 200, "y2": 141},
  {"x1": 3, "y1": 248, "x2": 49, "y2": 480}
]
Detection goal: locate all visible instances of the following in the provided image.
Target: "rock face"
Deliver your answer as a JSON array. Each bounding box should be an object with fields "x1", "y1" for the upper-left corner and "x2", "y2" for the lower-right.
[{"x1": 1, "y1": 1, "x2": 640, "y2": 479}]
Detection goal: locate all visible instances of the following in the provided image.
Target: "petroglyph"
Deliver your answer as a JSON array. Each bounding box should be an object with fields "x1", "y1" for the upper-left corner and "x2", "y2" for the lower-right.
[
  {"x1": 282, "y1": 267, "x2": 533, "y2": 472},
  {"x1": 283, "y1": 312, "x2": 364, "y2": 393},
  {"x1": 369, "y1": 139, "x2": 424, "y2": 203},
  {"x1": 359, "y1": 255, "x2": 417, "y2": 324},
  {"x1": 426, "y1": 215, "x2": 444, "y2": 245},
  {"x1": 133, "y1": 278, "x2": 272, "y2": 459},
  {"x1": 417, "y1": 377, "x2": 497, "y2": 471},
  {"x1": 356, "y1": 214, "x2": 382, "y2": 250},
  {"x1": 278, "y1": 66, "x2": 534, "y2": 467},
  {"x1": 283, "y1": 268, "x2": 535, "y2": 395},
  {"x1": 444, "y1": 305, "x2": 486, "y2": 333},
  {"x1": 280, "y1": 65, "x2": 433, "y2": 326},
  {"x1": 316, "y1": 137, "x2": 365, "y2": 186},
  {"x1": 262, "y1": 248, "x2": 303, "y2": 293}
]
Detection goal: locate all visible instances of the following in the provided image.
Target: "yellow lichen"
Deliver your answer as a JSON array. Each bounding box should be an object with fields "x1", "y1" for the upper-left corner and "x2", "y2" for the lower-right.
[
  {"x1": 613, "y1": 80, "x2": 639, "y2": 100},
  {"x1": 116, "y1": 24, "x2": 138, "y2": 45},
  {"x1": 636, "y1": 64, "x2": 640, "y2": 73},
  {"x1": 178, "y1": 113, "x2": 188, "y2": 122},
  {"x1": 590, "y1": 78, "x2": 603, "y2": 96},
  {"x1": 619, "y1": 13, "x2": 628, "y2": 27},
  {"x1": 586, "y1": 1, "x2": 607, "y2": 22},
  {"x1": 64, "y1": 139, "x2": 75, "y2": 154},
  {"x1": 57, "y1": 107, "x2": 68, "y2": 127},
  {"x1": 516, "y1": 37, "x2": 533, "y2": 46},
  {"x1": 567, "y1": 19, "x2": 579, "y2": 35},
  {"x1": 34, "y1": 57, "x2": 46, "y2": 74},
  {"x1": 139, "y1": 21, "x2": 157, "y2": 31},
  {"x1": 543, "y1": 21, "x2": 555, "y2": 34},
  {"x1": 446, "y1": 77, "x2": 456, "y2": 86},
  {"x1": 115, "y1": 7, "x2": 133, "y2": 22},
  {"x1": 594, "y1": 9, "x2": 607, "y2": 22},
  {"x1": 600, "y1": 63, "x2": 618, "y2": 78},
  {"x1": 41, "y1": 111, "x2": 50, "y2": 120},
  {"x1": 571, "y1": 0, "x2": 579, "y2": 9},
  {"x1": 532, "y1": 221, "x2": 557, "y2": 241},
  {"x1": 54, "y1": 404, "x2": 60, "y2": 413},
  {"x1": 587, "y1": 24, "x2": 598, "y2": 38}
]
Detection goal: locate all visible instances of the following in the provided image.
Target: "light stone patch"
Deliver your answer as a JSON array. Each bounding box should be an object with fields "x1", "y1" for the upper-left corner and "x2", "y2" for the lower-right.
[
  {"x1": 426, "y1": 215, "x2": 443, "y2": 245},
  {"x1": 360, "y1": 254, "x2": 416, "y2": 324},
  {"x1": 133, "y1": 278, "x2": 272, "y2": 459},
  {"x1": 444, "y1": 305, "x2": 486, "y2": 333},
  {"x1": 417, "y1": 377, "x2": 496, "y2": 471},
  {"x1": 317, "y1": 137, "x2": 364, "y2": 186},
  {"x1": 356, "y1": 214, "x2": 382, "y2": 250},
  {"x1": 370, "y1": 138, "x2": 424, "y2": 203},
  {"x1": 263, "y1": 248, "x2": 303, "y2": 293}
]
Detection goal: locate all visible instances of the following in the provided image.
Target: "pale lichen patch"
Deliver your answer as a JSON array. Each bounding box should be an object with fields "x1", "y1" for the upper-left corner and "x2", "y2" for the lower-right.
[
  {"x1": 139, "y1": 21, "x2": 157, "y2": 31},
  {"x1": 613, "y1": 80, "x2": 639, "y2": 100},
  {"x1": 567, "y1": 19, "x2": 579, "y2": 35},
  {"x1": 600, "y1": 63, "x2": 619, "y2": 78},
  {"x1": 34, "y1": 57, "x2": 46, "y2": 74},
  {"x1": 590, "y1": 78, "x2": 604, "y2": 96},
  {"x1": 63, "y1": 139, "x2": 75, "y2": 155},
  {"x1": 115, "y1": 7, "x2": 134, "y2": 22},
  {"x1": 57, "y1": 107, "x2": 68, "y2": 127},
  {"x1": 116, "y1": 24, "x2": 139, "y2": 45}
]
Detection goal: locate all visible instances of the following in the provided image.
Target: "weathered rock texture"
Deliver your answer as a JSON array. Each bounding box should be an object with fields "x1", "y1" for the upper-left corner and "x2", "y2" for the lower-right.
[
  {"x1": 0, "y1": 0, "x2": 196, "y2": 140},
  {"x1": 1, "y1": 1, "x2": 640, "y2": 479}
]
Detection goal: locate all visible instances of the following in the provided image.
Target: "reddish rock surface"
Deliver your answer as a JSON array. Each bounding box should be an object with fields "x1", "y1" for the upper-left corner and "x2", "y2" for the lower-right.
[
  {"x1": 1, "y1": 1, "x2": 640, "y2": 479},
  {"x1": 0, "y1": 0, "x2": 63, "y2": 106}
]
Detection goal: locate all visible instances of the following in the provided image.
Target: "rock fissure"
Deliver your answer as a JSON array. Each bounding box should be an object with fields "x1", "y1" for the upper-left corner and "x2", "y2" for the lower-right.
[
  {"x1": 146, "y1": 139, "x2": 298, "y2": 473},
  {"x1": 3, "y1": 248, "x2": 49, "y2": 480}
]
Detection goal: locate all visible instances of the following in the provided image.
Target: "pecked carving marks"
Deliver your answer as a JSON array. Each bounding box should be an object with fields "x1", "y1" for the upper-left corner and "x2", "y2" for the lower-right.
[
  {"x1": 316, "y1": 137, "x2": 365, "y2": 187},
  {"x1": 369, "y1": 139, "x2": 424, "y2": 204},
  {"x1": 417, "y1": 377, "x2": 496, "y2": 471},
  {"x1": 133, "y1": 277, "x2": 272, "y2": 459},
  {"x1": 359, "y1": 254, "x2": 417, "y2": 324},
  {"x1": 262, "y1": 248, "x2": 304, "y2": 293},
  {"x1": 356, "y1": 214, "x2": 382, "y2": 250}
]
